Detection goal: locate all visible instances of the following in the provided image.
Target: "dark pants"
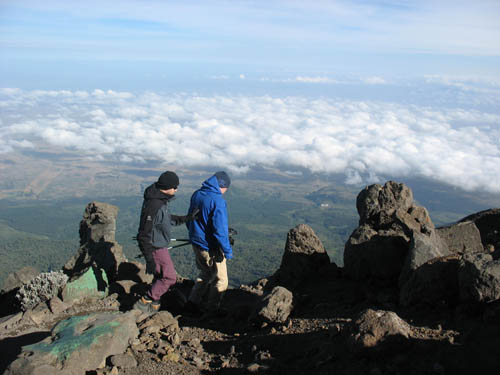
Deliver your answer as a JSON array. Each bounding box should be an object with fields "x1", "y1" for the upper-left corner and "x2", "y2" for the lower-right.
[{"x1": 147, "y1": 248, "x2": 177, "y2": 301}]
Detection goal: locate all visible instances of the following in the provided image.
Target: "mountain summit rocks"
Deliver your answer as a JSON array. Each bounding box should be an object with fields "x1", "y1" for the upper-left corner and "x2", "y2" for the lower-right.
[
  {"x1": 272, "y1": 224, "x2": 330, "y2": 288},
  {"x1": 63, "y1": 201, "x2": 127, "y2": 283},
  {"x1": 344, "y1": 181, "x2": 437, "y2": 281}
]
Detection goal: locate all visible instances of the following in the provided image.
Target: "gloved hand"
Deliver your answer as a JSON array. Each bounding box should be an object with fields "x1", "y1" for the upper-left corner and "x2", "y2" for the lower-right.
[
  {"x1": 144, "y1": 252, "x2": 156, "y2": 275},
  {"x1": 210, "y1": 246, "x2": 225, "y2": 263},
  {"x1": 172, "y1": 208, "x2": 200, "y2": 225},
  {"x1": 228, "y1": 227, "x2": 237, "y2": 245},
  {"x1": 187, "y1": 208, "x2": 200, "y2": 221}
]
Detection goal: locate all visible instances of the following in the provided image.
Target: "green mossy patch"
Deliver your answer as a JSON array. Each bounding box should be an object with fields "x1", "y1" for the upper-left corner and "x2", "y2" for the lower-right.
[{"x1": 25, "y1": 313, "x2": 121, "y2": 362}]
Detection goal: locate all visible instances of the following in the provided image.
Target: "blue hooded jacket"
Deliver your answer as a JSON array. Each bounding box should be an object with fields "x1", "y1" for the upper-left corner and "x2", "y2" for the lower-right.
[{"x1": 187, "y1": 175, "x2": 233, "y2": 259}]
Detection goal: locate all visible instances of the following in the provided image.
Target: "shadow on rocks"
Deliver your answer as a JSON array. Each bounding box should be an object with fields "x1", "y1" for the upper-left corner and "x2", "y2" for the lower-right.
[{"x1": 0, "y1": 331, "x2": 51, "y2": 374}]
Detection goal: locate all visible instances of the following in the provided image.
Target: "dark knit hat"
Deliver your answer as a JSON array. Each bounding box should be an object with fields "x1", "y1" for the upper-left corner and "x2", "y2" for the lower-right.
[
  {"x1": 156, "y1": 171, "x2": 179, "y2": 190},
  {"x1": 214, "y1": 171, "x2": 231, "y2": 188}
]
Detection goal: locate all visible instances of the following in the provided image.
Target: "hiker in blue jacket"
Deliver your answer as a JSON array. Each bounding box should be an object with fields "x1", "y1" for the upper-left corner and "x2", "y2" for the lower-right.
[{"x1": 184, "y1": 171, "x2": 233, "y2": 315}]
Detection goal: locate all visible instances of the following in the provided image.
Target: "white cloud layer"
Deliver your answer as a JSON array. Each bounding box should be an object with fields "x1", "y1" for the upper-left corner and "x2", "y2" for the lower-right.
[{"x1": 1, "y1": 88, "x2": 500, "y2": 192}]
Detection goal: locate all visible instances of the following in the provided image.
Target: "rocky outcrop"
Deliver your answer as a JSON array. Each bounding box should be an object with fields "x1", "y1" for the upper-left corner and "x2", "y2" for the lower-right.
[
  {"x1": 63, "y1": 202, "x2": 127, "y2": 283},
  {"x1": 5, "y1": 311, "x2": 139, "y2": 375},
  {"x1": 459, "y1": 208, "x2": 500, "y2": 251},
  {"x1": 459, "y1": 251, "x2": 500, "y2": 303},
  {"x1": 344, "y1": 181, "x2": 438, "y2": 281},
  {"x1": 436, "y1": 221, "x2": 484, "y2": 254},
  {"x1": 273, "y1": 224, "x2": 330, "y2": 288}
]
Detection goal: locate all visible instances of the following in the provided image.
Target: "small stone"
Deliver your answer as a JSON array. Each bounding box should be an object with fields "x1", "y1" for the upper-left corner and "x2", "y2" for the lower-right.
[
  {"x1": 162, "y1": 352, "x2": 180, "y2": 362},
  {"x1": 189, "y1": 338, "x2": 201, "y2": 347},
  {"x1": 270, "y1": 328, "x2": 277, "y2": 334},
  {"x1": 110, "y1": 353, "x2": 138, "y2": 369},
  {"x1": 234, "y1": 333, "x2": 240, "y2": 337},
  {"x1": 229, "y1": 345, "x2": 236, "y2": 355},
  {"x1": 145, "y1": 325, "x2": 161, "y2": 334},
  {"x1": 132, "y1": 343, "x2": 147, "y2": 352},
  {"x1": 251, "y1": 345, "x2": 258, "y2": 352},
  {"x1": 247, "y1": 363, "x2": 260, "y2": 373},
  {"x1": 48, "y1": 296, "x2": 68, "y2": 314},
  {"x1": 329, "y1": 324, "x2": 341, "y2": 337},
  {"x1": 168, "y1": 332, "x2": 180, "y2": 346},
  {"x1": 193, "y1": 357, "x2": 204, "y2": 368},
  {"x1": 97, "y1": 358, "x2": 106, "y2": 369},
  {"x1": 109, "y1": 367, "x2": 119, "y2": 375},
  {"x1": 255, "y1": 351, "x2": 272, "y2": 361}
]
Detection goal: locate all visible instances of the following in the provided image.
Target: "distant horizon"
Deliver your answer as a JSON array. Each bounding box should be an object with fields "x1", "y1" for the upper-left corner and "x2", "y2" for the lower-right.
[{"x1": 1, "y1": 1, "x2": 499, "y2": 194}]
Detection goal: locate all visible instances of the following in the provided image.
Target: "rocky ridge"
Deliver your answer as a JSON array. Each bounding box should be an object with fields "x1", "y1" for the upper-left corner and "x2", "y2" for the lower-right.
[{"x1": 0, "y1": 181, "x2": 499, "y2": 375}]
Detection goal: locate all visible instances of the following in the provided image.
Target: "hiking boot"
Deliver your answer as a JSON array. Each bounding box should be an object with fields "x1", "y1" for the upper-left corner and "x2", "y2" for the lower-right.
[{"x1": 133, "y1": 295, "x2": 160, "y2": 313}]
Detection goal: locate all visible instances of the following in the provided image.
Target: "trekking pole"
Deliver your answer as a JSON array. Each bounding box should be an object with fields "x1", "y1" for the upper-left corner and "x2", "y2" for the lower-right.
[{"x1": 134, "y1": 238, "x2": 192, "y2": 258}]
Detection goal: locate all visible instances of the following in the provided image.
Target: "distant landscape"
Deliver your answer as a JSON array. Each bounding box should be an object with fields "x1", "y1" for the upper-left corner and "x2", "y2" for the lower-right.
[{"x1": 2, "y1": 151, "x2": 500, "y2": 288}]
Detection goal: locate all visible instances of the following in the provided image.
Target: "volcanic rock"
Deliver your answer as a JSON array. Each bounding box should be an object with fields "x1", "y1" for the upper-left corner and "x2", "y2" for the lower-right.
[
  {"x1": 63, "y1": 202, "x2": 127, "y2": 282},
  {"x1": 252, "y1": 286, "x2": 294, "y2": 324},
  {"x1": 459, "y1": 208, "x2": 500, "y2": 251},
  {"x1": 348, "y1": 308, "x2": 411, "y2": 352},
  {"x1": 437, "y1": 221, "x2": 483, "y2": 254},
  {"x1": 459, "y1": 251, "x2": 500, "y2": 303},
  {"x1": 399, "y1": 255, "x2": 461, "y2": 307},
  {"x1": 344, "y1": 181, "x2": 437, "y2": 281},
  {"x1": 273, "y1": 224, "x2": 330, "y2": 288},
  {"x1": 5, "y1": 311, "x2": 139, "y2": 375}
]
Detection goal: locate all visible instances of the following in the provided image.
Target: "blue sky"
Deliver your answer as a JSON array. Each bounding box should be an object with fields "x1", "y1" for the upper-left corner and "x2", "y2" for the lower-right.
[
  {"x1": 1, "y1": 0, "x2": 499, "y2": 90},
  {"x1": 1, "y1": 1, "x2": 500, "y2": 193}
]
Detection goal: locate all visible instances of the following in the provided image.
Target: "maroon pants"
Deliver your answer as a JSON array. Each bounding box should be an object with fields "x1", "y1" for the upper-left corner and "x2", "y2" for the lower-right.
[{"x1": 147, "y1": 248, "x2": 177, "y2": 301}]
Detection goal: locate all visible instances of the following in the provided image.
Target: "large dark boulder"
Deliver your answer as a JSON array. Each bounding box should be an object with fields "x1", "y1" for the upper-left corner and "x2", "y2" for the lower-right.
[
  {"x1": 437, "y1": 221, "x2": 484, "y2": 254},
  {"x1": 273, "y1": 224, "x2": 330, "y2": 288},
  {"x1": 459, "y1": 251, "x2": 500, "y2": 303},
  {"x1": 399, "y1": 255, "x2": 461, "y2": 307},
  {"x1": 344, "y1": 181, "x2": 437, "y2": 281},
  {"x1": 399, "y1": 230, "x2": 450, "y2": 286},
  {"x1": 459, "y1": 208, "x2": 500, "y2": 251},
  {"x1": 63, "y1": 202, "x2": 127, "y2": 283}
]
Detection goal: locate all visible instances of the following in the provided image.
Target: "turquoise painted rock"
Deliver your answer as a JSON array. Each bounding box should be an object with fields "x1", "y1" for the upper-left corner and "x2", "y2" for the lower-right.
[
  {"x1": 6, "y1": 311, "x2": 139, "y2": 375},
  {"x1": 61, "y1": 267, "x2": 108, "y2": 303}
]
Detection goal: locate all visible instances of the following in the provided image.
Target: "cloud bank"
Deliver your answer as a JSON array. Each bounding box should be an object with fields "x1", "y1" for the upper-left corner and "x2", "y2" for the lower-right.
[{"x1": 1, "y1": 88, "x2": 500, "y2": 193}]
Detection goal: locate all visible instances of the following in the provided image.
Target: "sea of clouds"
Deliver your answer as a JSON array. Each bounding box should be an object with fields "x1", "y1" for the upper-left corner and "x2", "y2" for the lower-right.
[{"x1": 1, "y1": 87, "x2": 499, "y2": 193}]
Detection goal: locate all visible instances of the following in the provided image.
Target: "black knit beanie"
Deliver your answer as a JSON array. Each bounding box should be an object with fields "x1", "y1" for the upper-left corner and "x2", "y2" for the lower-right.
[
  {"x1": 214, "y1": 171, "x2": 231, "y2": 188},
  {"x1": 156, "y1": 171, "x2": 179, "y2": 190}
]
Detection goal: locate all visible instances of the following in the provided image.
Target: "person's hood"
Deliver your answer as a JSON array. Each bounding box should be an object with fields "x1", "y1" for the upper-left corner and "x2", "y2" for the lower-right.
[
  {"x1": 200, "y1": 175, "x2": 222, "y2": 194},
  {"x1": 144, "y1": 183, "x2": 176, "y2": 201}
]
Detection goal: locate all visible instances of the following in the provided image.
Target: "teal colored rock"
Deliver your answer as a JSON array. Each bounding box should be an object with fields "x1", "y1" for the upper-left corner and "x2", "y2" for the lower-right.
[
  {"x1": 61, "y1": 267, "x2": 108, "y2": 303},
  {"x1": 5, "y1": 311, "x2": 139, "y2": 375}
]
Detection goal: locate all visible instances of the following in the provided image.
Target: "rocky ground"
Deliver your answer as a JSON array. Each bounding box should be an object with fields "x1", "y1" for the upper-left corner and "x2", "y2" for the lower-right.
[{"x1": 84, "y1": 267, "x2": 499, "y2": 375}]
